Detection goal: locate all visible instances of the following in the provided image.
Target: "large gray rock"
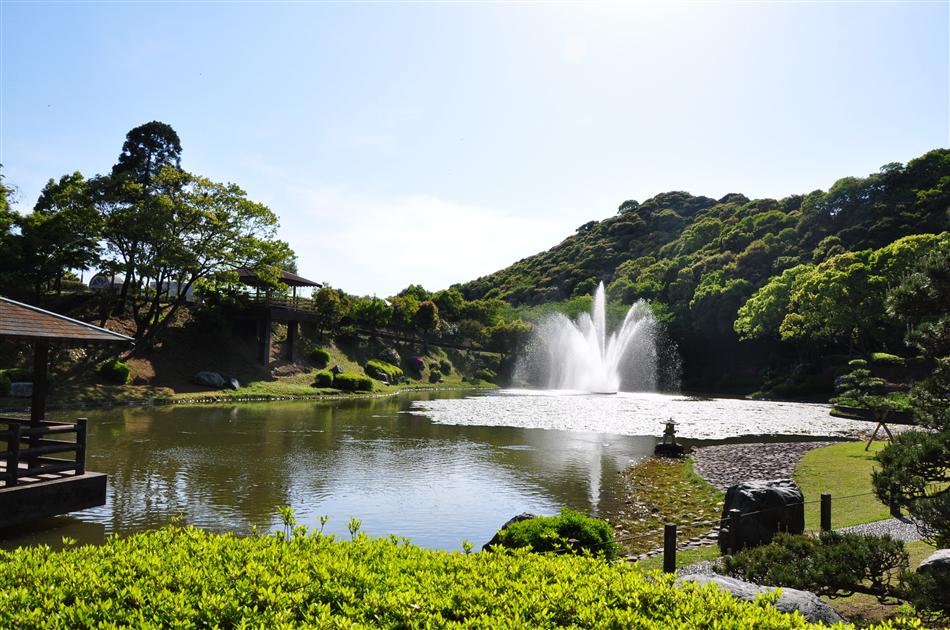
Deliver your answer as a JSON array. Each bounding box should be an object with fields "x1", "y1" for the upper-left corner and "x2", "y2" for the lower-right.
[
  {"x1": 193, "y1": 371, "x2": 226, "y2": 388},
  {"x1": 10, "y1": 382, "x2": 32, "y2": 398},
  {"x1": 917, "y1": 549, "x2": 950, "y2": 575},
  {"x1": 719, "y1": 479, "x2": 804, "y2": 553},
  {"x1": 677, "y1": 574, "x2": 844, "y2": 625},
  {"x1": 482, "y1": 513, "x2": 538, "y2": 551},
  {"x1": 226, "y1": 377, "x2": 240, "y2": 390}
]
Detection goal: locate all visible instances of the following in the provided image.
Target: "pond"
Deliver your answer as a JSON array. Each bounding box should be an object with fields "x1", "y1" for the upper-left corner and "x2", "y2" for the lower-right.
[{"x1": 1, "y1": 389, "x2": 868, "y2": 551}]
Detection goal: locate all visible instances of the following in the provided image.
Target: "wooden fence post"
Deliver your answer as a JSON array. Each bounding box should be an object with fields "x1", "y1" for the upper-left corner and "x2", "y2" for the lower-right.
[
  {"x1": 728, "y1": 509, "x2": 741, "y2": 554},
  {"x1": 820, "y1": 493, "x2": 831, "y2": 532},
  {"x1": 75, "y1": 418, "x2": 87, "y2": 475},
  {"x1": 663, "y1": 523, "x2": 677, "y2": 573},
  {"x1": 8, "y1": 422, "x2": 20, "y2": 487}
]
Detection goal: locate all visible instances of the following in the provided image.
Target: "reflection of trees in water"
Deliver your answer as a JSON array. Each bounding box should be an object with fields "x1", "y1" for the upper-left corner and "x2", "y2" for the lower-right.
[{"x1": 75, "y1": 392, "x2": 655, "y2": 538}]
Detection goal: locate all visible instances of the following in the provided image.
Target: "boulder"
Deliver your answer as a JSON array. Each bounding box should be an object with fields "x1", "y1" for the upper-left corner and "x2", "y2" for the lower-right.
[
  {"x1": 482, "y1": 513, "x2": 538, "y2": 551},
  {"x1": 718, "y1": 479, "x2": 804, "y2": 554},
  {"x1": 917, "y1": 549, "x2": 950, "y2": 576},
  {"x1": 330, "y1": 365, "x2": 344, "y2": 375},
  {"x1": 226, "y1": 377, "x2": 241, "y2": 390},
  {"x1": 193, "y1": 371, "x2": 226, "y2": 388},
  {"x1": 376, "y1": 347, "x2": 401, "y2": 366},
  {"x1": 677, "y1": 574, "x2": 844, "y2": 625},
  {"x1": 10, "y1": 382, "x2": 32, "y2": 398}
]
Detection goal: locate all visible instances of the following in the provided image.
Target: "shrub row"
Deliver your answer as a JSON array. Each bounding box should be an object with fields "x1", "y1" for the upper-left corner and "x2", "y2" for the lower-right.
[
  {"x1": 0, "y1": 524, "x2": 908, "y2": 629},
  {"x1": 365, "y1": 359, "x2": 403, "y2": 382},
  {"x1": 333, "y1": 372, "x2": 374, "y2": 392},
  {"x1": 312, "y1": 369, "x2": 334, "y2": 388}
]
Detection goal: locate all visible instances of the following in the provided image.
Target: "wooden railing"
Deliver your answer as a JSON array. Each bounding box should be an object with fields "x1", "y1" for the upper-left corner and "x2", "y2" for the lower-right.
[
  {"x1": 246, "y1": 294, "x2": 316, "y2": 311},
  {"x1": 0, "y1": 417, "x2": 86, "y2": 487}
]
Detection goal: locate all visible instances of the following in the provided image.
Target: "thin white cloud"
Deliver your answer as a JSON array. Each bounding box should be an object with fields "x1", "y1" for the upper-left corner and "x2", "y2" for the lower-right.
[{"x1": 281, "y1": 185, "x2": 572, "y2": 297}]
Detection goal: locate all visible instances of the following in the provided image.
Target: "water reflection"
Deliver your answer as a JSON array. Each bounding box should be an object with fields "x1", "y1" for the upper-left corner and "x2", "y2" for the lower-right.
[{"x1": 3, "y1": 391, "x2": 656, "y2": 551}]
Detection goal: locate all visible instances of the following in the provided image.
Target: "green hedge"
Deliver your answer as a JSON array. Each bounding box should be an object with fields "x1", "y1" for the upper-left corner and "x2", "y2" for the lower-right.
[
  {"x1": 312, "y1": 370, "x2": 333, "y2": 388},
  {"x1": 309, "y1": 348, "x2": 331, "y2": 368},
  {"x1": 365, "y1": 359, "x2": 403, "y2": 382},
  {"x1": 0, "y1": 524, "x2": 896, "y2": 629},
  {"x1": 870, "y1": 352, "x2": 906, "y2": 366},
  {"x1": 494, "y1": 507, "x2": 619, "y2": 560},
  {"x1": 333, "y1": 372, "x2": 374, "y2": 392},
  {"x1": 99, "y1": 360, "x2": 131, "y2": 385}
]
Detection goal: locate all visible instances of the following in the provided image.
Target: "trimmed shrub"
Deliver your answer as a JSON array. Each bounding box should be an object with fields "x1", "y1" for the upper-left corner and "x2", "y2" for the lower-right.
[
  {"x1": 365, "y1": 360, "x2": 403, "y2": 382},
  {"x1": 309, "y1": 348, "x2": 331, "y2": 368},
  {"x1": 99, "y1": 360, "x2": 131, "y2": 385},
  {"x1": 333, "y1": 372, "x2": 373, "y2": 392},
  {"x1": 428, "y1": 369, "x2": 442, "y2": 384},
  {"x1": 438, "y1": 359, "x2": 452, "y2": 374},
  {"x1": 312, "y1": 370, "x2": 333, "y2": 388},
  {"x1": 0, "y1": 373, "x2": 10, "y2": 397},
  {"x1": 898, "y1": 571, "x2": 948, "y2": 620},
  {"x1": 0, "y1": 523, "x2": 875, "y2": 628},
  {"x1": 494, "y1": 507, "x2": 619, "y2": 560},
  {"x1": 408, "y1": 356, "x2": 425, "y2": 372},
  {"x1": 718, "y1": 531, "x2": 908, "y2": 599},
  {"x1": 870, "y1": 352, "x2": 906, "y2": 366},
  {"x1": 475, "y1": 368, "x2": 497, "y2": 383}
]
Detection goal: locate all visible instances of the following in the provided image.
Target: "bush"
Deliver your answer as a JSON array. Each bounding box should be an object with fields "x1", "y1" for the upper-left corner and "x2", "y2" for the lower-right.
[
  {"x1": 408, "y1": 356, "x2": 425, "y2": 373},
  {"x1": 376, "y1": 347, "x2": 401, "y2": 366},
  {"x1": 438, "y1": 359, "x2": 452, "y2": 374},
  {"x1": 870, "y1": 352, "x2": 906, "y2": 366},
  {"x1": 428, "y1": 369, "x2": 442, "y2": 384},
  {"x1": 333, "y1": 372, "x2": 374, "y2": 392},
  {"x1": 309, "y1": 348, "x2": 331, "y2": 368},
  {"x1": 365, "y1": 359, "x2": 403, "y2": 382},
  {"x1": 0, "y1": 373, "x2": 10, "y2": 397},
  {"x1": 99, "y1": 360, "x2": 131, "y2": 385},
  {"x1": 0, "y1": 367, "x2": 32, "y2": 382},
  {"x1": 898, "y1": 571, "x2": 949, "y2": 620},
  {"x1": 494, "y1": 507, "x2": 619, "y2": 560},
  {"x1": 0, "y1": 524, "x2": 875, "y2": 629},
  {"x1": 312, "y1": 370, "x2": 333, "y2": 388},
  {"x1": 474, "y1": 368, "x2": 497, "y2": 383},
  {"x1": 718, "y1": 531, "x2": 908, "y2": 599}
]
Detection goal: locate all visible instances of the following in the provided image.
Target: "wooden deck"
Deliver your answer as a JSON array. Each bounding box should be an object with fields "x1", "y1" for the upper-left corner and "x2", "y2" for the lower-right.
[{"x1": 0, "y1": 416, "x2": 106, "y2": 527}]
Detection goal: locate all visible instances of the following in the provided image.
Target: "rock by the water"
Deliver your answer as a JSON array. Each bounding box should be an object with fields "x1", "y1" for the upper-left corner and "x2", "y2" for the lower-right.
[
  {"x1": 226, "y1": 377, "x2": 240, "y2": 390},
  {"x1": 718, "y1": 479, "x2": 804, "y2": 554},
  {"x1": 10, "y1": 382, "x2": 32, "y2": 398},
  {"x1": 376, "y1": 347, "x2": 401, "y2": 366},
  {"x1": 482, "y1": 513, "x2": 538, "y2": 551},
  {"x1": 677, "y1": 574, "x2": 844, "y2": 625},
  {"x1": 193, "y1": 371, "x2": 226, "y2": 388},
  {"x1": 330, "y1": 365, "x2": 344, "y2": 375},
  {"x1": 918, "y1": 549, "x2": 950, "y2": 575}
]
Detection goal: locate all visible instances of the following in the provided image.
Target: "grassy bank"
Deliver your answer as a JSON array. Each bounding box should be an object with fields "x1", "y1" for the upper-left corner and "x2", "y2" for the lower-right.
[
  {"x1": 794, "y1": 441, "x2": 893, "y2": 530},
  {"x1": 0, "y1": 524, "x2": 908, "y2": 629}
]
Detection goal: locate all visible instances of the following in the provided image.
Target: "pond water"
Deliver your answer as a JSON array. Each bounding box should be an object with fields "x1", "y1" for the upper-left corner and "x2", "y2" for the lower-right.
[{"x1": 1, "y1": 389, "x2": 867, "y2": 551}]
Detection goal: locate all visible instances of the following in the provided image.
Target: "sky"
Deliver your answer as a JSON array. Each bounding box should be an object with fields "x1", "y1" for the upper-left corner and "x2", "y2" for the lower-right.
[{"x1": 2, "y1": 1, "x2": 948, "y2": 297}]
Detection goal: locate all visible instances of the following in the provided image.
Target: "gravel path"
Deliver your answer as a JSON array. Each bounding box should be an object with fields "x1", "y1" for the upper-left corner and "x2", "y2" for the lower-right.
[
  {"x1": 838, "y1": 517, "x2": 924, "y2": 542},
  {"x1": 691, "y1": 441, "x2": 835, "y2": 490}
]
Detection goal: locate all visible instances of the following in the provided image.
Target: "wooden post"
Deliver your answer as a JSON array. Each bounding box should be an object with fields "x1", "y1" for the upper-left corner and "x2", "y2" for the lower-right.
[
  {"x1": 259, "y1": 312, "x2": 272, "y2": 366},
  {"x1": 75, "y1": 418, "x2": 87, "y2": 475},
  {"x1": 30, "y1": 341, "x2": 49, "y2": 424},
  {"x1": 820, "y1": 493, "x2": 831, "y2": 532},
  {"x1": 287, "y1": 320, "x2": 298, "y2": 361},
  {"x1": 728, "y1": 509, "x2": 742, "y2": 554},
  {"x1": 663, "y1": 523, "x2": 677, "y2": 573},
  {"x1": 7, "y1": 422, "x2": 20, "y2": 487}
]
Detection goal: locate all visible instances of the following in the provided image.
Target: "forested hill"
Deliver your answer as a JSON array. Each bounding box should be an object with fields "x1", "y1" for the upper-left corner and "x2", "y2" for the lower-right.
[{"x1": 459, "y1": 148, "x2": 950, "y2": 392}]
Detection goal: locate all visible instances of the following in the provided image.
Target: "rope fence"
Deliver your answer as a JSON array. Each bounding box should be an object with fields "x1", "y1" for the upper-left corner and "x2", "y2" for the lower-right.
[{"x1": 530, "y1": 490, "x2": 884, "y2": 574}]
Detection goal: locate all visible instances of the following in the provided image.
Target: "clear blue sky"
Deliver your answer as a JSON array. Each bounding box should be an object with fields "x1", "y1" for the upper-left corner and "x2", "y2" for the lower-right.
[{"x1": 2, "y1": 1, "x2": 948, "y2": 296}]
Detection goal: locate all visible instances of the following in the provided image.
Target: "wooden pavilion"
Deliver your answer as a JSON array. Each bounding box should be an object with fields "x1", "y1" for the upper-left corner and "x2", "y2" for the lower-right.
[
  {"x1": 0, "y1": 296, "x2": 133, "y2": 527},
  {"x1": 234, "y1": 268, "x2": 322, "y2": 365}
]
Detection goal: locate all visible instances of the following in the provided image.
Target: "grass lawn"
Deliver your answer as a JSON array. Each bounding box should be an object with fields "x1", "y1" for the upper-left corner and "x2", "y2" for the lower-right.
[
  {"x1": 635, "y1": 545, "x2": 720, "y2": 573},
  {"x1": 794, "y1": 441, "x2": 893, "y2": 530}
]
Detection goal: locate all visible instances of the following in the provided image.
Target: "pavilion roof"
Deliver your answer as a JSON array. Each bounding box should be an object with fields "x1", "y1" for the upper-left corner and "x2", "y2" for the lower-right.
[
  {"x1": 235, "y1": 268, "x2": 321, "y2": 288},
  {"x1": 0, "y1": 297, "x2": 134, "y2": 344}
]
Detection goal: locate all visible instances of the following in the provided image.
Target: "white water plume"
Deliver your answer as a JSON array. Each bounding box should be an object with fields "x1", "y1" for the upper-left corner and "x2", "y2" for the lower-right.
[{"x1": 517, "y1": 283, "x2": 662, "y2": 393}]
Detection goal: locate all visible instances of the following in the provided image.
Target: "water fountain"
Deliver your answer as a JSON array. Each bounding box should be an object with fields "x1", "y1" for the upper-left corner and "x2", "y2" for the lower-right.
[{"x1": 516, "y1": 282, "x2": 663, "y2": 393}]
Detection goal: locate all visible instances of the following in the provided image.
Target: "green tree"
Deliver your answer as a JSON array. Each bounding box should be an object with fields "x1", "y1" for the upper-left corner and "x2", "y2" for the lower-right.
[
  {"x1": 312, "y1": 287, "x2": 347, "y2": 334},
  {"x1": 412, "y1": 300, "x2": 440, "y2": 337},
  {"x1": 735, "y1": 264, "x2": 814, "y2": 340},
  {"x1": 872, "y1": 240, "x2": 950, "y2": 546},
  {"x1": 17, "y1": 173, "x2": 101, "y2": 296},
  {"x1": 350, "y1": 296, "x2": 391, "y2": 329},
  {"x1": 388, "y1": 294, "x2": 420, "y2": 331}
]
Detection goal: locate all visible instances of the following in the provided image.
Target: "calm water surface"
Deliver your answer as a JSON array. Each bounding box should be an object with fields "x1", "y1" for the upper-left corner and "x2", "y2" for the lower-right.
[{"x1": 2, "y1": 389, "x2": 855, "y2": 551}]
